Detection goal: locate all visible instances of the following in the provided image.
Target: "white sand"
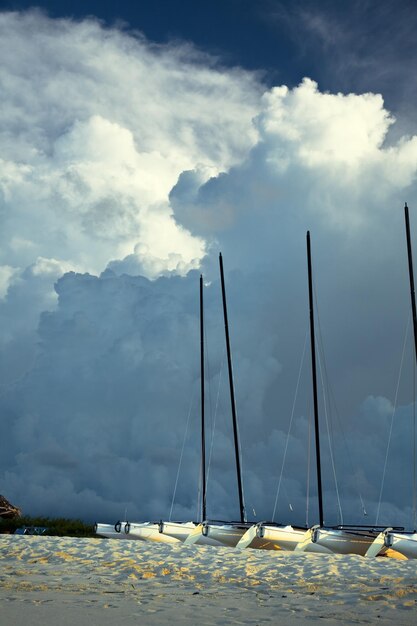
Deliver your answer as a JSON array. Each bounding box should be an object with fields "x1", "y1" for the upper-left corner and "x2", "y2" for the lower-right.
[{"x1": 1, "y1": 535, "x2": 417, "y2": 625}]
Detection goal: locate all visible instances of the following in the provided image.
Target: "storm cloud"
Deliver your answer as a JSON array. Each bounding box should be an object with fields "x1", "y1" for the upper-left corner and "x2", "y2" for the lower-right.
[{"x1": 1, "y1": 10, "x2": 417, "y2": 529}]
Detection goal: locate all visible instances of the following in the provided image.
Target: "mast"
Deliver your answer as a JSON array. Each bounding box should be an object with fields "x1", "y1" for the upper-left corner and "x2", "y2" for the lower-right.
[
  {"x1": 307, "y1": 231, "x2": 324, "y2": 527},
  {"x1": 405, "y1": 203, "x2": 417, "y2": 364},
  {"x1": 219, "y1": 253, "x2": 246, "y2": 523},
  {"x1": 404, "y1": 203, "x2": 417, "y2": 530},
  {"x1": 200, "y1": 275, "x2": 207, "y2": 522}
]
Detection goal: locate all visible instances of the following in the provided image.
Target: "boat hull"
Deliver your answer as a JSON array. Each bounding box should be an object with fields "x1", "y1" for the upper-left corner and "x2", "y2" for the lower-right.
[
  {"x1": 200, "y1": 523, "x2": 249, "y2": 547},
  {"x1": 127, "y1": 522, "x2": 180, "y2": 543},
  {"x1": 243, "y1": 525, "x2": 383, "y2": 555},
  {"x1": 95, "y1": 521, "x2": 180, "y2": 543},
  {"x1": 384, "y1": 532, "x2": 417, "y2": 559},
  {"x1": 95, "y1": 522, "x2": 137, "y2": 540},
  {"x1": 159, "y1": 521, "x2": 225, "y2": 546},
  {"x1": 312, "y1": 528, "x2": 376, "y2": 556},
  {"x1": 254, "y1": 524, "x2": 332, "y2": 553}
]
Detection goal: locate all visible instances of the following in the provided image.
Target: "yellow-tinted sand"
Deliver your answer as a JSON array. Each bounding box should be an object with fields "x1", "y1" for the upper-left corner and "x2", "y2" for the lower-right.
[{"x1": 1, "y1": 535, "x2": 417, "y2": 624}]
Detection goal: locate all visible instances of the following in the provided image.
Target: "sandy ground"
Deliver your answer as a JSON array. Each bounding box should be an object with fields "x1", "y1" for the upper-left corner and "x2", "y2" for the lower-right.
[{"x1": 1, "y1": 535, "x2": 417, "y2": 625}]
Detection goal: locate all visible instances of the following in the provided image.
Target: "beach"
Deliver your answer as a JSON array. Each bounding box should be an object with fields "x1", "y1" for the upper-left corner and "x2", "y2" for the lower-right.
[{"x1": 1, "y1": 535, "x2": 417, "y2": 625}]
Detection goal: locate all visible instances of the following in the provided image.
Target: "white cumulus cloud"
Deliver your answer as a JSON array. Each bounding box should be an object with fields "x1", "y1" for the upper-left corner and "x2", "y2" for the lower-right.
[
  {"x1": 1, "y1": 11, "x2": 417, "y2": 528},
  {"x1": 0, "y1": 10, "x2": 260, "y2": 282}
]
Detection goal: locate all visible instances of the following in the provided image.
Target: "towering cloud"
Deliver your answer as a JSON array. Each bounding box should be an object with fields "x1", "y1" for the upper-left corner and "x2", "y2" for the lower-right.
[
  {"x1": 0, "y1": 9, "x2": 260, "y2": 303},
  {"x1": 1, "y1": 11, "x2": 417, "y2": 528}
]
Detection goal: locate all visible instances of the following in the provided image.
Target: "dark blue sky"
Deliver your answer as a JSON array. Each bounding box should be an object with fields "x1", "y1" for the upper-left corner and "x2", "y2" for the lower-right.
[
  {"x1": 3, "y1": 0, "x2": 303, "y2": 84},
  {"x1": 2, "y1": 0, "x2": 417, "y2": 117}
]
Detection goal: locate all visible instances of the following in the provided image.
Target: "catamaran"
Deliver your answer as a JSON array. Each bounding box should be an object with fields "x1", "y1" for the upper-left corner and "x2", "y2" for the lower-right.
[
  {"x1": 149, "y1": 268, "x2": 243, "y2": 548},
  {"x1": 159, "y1": 254, "x2": 254, "y2": 547},
  {"x1": 95, "y1": 521, "x2": 131, "y2": 540},
  {"x1": 295, "y1": 232, "x2": 400, "y2": 556},
  {"x1": 366, "y1": 202, "x2": 417, "y2": 560},
  {"x1": 95, "y1": 275, "x2": 206, "y2": 545},
  {"x1": 237, "y1": 232, "x2": 338, "y2": 554},
  {"x1": 96, "y1": 257, "x2": 253, "y2": 546},
  {"x1": 95, "y1": 520, "x2": 181, "y2": 543},
  {"x1": 237, "y1": 232, "x2": 394, "y2": 556}
]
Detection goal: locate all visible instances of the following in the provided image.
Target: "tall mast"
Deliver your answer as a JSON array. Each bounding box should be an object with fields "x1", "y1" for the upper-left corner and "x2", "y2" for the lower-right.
[
  {"x1": 219, "y1": 253, "x2": 246, "y2": 523},
  {"x1": 307, "y1": 231, "x2": 324, "y2": 527},
  {"x1": 200, "y1": 275, "x2": 207, "y2": 522},
  {"x1": 405, "y1": 203, "x2": 417, "y2": 364},
  {"x1": 404, "y1": 203, "x2": 417, "y2": 530}
]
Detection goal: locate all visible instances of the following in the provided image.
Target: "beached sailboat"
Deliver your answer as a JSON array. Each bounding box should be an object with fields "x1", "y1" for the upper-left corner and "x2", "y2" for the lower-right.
[
  {"x1": 97, "y1": 262, "x2": 250, "y2": 547},
  {"x1": 366, "y1": 202, "x2": 417, "y2": 560},
  {"x1": 161, "y1": 254, "x2": 254, "y2": 547},
  {"x1": 95, "y1": 521, "x2": 130, "y2": 540},
  {"x1": 154, "y1": 271, "x2": 235, "y2": 547},
  {"x1": 95, "y1": 276, "x2": 207, "y2": 545},
  {"x1": 237, "y1": 232, "x2": 336, "y2": 554},
  {"x1": 94, "y1": 520, "x2": 181, "y2": 542},
  {"x1": 185, "y1": 253, "x2": 254, "y2": 547},
  {"x1": 294, "y1": 232, "x2": 394, "y2": 556},
  {"x1": 238, "y1": 232, "x2": 390, "y2": 555}
]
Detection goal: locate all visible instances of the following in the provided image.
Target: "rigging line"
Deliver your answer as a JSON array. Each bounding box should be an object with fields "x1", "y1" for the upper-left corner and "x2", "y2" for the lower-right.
[
  {"x1": 312, "y1": 281, "x2": 368, "y2": 520},
  {"x1": 223, "y1": 344, "x2": 246, "y2": 497},
  {"x1": 316, "y1": 345, "x2": 368, "y2": 518},
  {"x1": 228, "y1": 369, "x2": 250, "y2": 519},
  {"x1": 169, "y1": 387, "x2": 196, "y2": 522},
  {"x1": 316, "y1": 334, "x2": 344, "y2": 525},
  {"x1": 312, "y1": 279, "x2": 343, "y2": 524},
  {"x1": 376, "y1": 312, "x2": 411, "y2": 526},
  {"x1": 233, "y1": 372, "x2": 246, "y2": 489},
  {"x1": 196, "y1": 459, "x2": 202, "y2": 522},
  {"x1": 203, "y1": 321, "x2": 213, "y2": 483},
  {"x1": 322, "y1": 376, "x2": 368, "y2": 517},
  {"x1": 306, "y1": 398, "x2": 312, "y2": 528},
  {"x1": 206, "y1": 347, "x2": 226, "y2": 489},
  {"x1": 281, "y1": 482, "x2": 294, "y2": 514},
  {"x1": 204, "y1": 321, "x2": 214, "y2": 448},
  {"x1": 272, "y1": 328, "x2": 308, "y2": 521}
]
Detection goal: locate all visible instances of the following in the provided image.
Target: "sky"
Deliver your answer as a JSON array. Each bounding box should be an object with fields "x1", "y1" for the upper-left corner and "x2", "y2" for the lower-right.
[{"x1": 1, "y1": 0, "x2": 417, "y2": 529}]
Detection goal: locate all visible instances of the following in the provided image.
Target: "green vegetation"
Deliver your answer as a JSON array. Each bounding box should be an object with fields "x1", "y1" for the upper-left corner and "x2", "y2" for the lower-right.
[{"x1": 0, "y1": 516, "x2": 96, "y2": 537}]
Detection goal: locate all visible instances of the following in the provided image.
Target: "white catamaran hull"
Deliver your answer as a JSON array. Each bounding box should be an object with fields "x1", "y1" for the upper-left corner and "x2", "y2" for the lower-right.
[
  {"x1": 184, "y1": 522, "x2": 253, "y2": 547},
  {"x1": 246, "y1": 524, "x2": 332, "y2": 553},
  {"x1": 158, "y1": 521, "x2": 226, "y2": 546},
  {"x1": 95, "y1": 521, "x2": 181, "y2": 543},
  {"x1": 95, "y1": 522, "x2": 138, "y2": 540},
  {"x1": 255, "y1": 525, "x2": 378, "y2": 555},
  {"x1": 311, "y1": 528, "x2": 377, "y2": 556},
  {"x1": 126, "y1": 522, "x2": 181, "y2": 543},
  {"x1": 201, "y1": 523, "x2": 249, "y2": 547},
  {"x1": 384, "y1": 532, "x2": 417, "y2": 559}
]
